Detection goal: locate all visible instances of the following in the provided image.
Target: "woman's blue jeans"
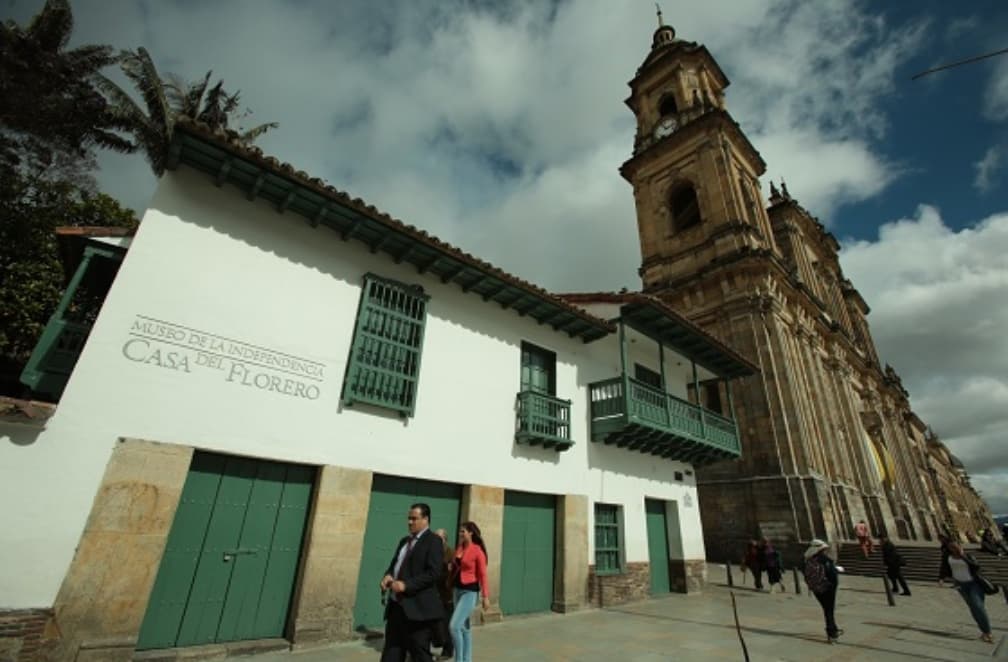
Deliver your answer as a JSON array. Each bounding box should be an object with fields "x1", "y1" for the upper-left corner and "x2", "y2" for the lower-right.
[
  {"x1": 956, "y1": 579, "x2": 992, "y2": 635},
  {"x1": 450, "y1": 589, "x2": 479, "y2": 662}
]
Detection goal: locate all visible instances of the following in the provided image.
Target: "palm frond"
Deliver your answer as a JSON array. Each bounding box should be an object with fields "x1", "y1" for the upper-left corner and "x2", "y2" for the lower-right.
[
  {"x1": 91, "y1": 72, "x2": 147, "y2": 126},
  {"x1": 88, "y1": 128, "x2": 136, "y2": 155},
  {"x1": 119, "y1": 47, "x2": 171, "y2": 139},
  {"x1": 62, "y1": 44, "x2": 117, "y2": 76},
  {"x1": 27, "y1": 0, "x2": 72, "y2": 52},
  {"x1": 237, "y1": 122, "x2": 279, "y2": 144}
]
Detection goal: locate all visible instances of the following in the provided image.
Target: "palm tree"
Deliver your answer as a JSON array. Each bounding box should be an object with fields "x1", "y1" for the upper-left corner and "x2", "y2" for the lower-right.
[
  {"x1": 95, "y1": 47, "x2": 278, "y2": 175},
  {"x1": 0, "y1": 0, "x2": 134, "y2": 173}
]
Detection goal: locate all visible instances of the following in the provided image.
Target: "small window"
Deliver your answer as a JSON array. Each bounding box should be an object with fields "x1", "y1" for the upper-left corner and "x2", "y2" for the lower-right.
[
  {"x1": 703, "y1": 381, "x2": 723, "y2": 414},
  {"x1": 594, "y1": 503, "x2": 622, "y2": 574},
  {"x1": 341, "y1": 273, "x2": 430, "y2": 417},
  {"x1": 670, "y1": 184, "x2": 701, "y2": 232},
  {"x1": 634, "y1": 363, "x2": 662, "y2": 390},
  {"x1": 659, "y1": 94, "x2": 678, "y2": 117},
  {"x1": 674, "y1": 471, "x2": 684, "y2": 481}
]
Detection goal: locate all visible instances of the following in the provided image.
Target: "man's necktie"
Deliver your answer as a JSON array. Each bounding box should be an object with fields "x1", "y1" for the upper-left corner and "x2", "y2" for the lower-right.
[{"x1": 396, "y1": 535, "x2": 417, "y2": 580}]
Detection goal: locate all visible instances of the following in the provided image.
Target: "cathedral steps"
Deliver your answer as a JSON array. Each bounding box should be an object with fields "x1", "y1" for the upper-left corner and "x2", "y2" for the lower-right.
[{"x1": 837, "y1": 542, "x2": 1008, "y2": 585}]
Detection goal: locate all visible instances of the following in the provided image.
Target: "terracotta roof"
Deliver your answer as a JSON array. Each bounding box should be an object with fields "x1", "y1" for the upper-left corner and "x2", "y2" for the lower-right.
[
  {"x1": 167, "y1": 117, "x2": 614, "y2": 342},
  {"x1": 54, "y1": 226, "x2": 136, "y2": 238},
  {"x1": 557, "y1": 291, "x2": 759, "y2": 378}
]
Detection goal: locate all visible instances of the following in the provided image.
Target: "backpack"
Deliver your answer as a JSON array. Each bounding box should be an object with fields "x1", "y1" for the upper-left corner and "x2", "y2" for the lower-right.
[{"x1": 804, "y1": 557, "x2": 831, "y2": 594}]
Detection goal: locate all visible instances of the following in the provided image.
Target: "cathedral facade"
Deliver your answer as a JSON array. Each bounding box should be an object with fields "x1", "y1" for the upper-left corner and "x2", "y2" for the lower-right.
[{"x1": 619, "y1": 20, "x2": 992, "y2": 560}]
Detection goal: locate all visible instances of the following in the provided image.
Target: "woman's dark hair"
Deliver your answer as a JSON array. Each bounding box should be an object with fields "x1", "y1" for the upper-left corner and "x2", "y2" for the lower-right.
[{"x1": 462, "y1": 521, "x2": 488, "y2": 563}]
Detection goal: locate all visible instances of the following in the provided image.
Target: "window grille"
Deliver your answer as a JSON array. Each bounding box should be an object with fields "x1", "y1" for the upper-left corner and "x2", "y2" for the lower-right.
[
  {"x1": 342, "y1": 273, "x2": 429, "y2": 417},
  {"x1": 594, "y1": 503, "x2": 621, "y2": 574}
]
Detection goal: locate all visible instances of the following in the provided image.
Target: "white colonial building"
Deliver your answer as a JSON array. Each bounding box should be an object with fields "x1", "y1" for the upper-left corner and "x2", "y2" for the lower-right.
[{"x1": 0, "y1": 118, "x2": 754, "y2": 660}]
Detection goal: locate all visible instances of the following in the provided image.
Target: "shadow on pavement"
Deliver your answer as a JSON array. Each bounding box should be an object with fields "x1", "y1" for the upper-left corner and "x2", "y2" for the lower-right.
[{"x1": 862, "y1": 620, "x2": 977, "y2": 640}]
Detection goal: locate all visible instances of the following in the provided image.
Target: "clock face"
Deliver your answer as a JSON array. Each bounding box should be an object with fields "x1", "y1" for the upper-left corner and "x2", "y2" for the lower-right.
[{"x1": 653, "y1": 116, "x2": 678, "y2": 139}]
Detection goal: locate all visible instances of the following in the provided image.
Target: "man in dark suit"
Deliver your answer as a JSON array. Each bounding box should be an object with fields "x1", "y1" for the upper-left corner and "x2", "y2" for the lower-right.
[{"x1": 379, "y1": 502, "x2": 445, "y2": 662}]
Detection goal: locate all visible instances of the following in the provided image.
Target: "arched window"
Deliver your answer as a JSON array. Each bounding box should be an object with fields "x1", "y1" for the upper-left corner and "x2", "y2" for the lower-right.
[
  {"x1": 658, "y1": 94, "x2": 678, "y2": 117},
  {"x1": 669, "y1": 184, "x2": 701, "y2": 232}
]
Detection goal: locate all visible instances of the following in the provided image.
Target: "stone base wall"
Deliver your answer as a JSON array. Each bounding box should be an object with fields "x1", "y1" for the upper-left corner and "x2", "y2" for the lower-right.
[
  {"x1": 290, "y1": 465, "x2": 372, "y2": 647},
  {"x1": 586, "y1": 562, "x2": 650, "y2": 607},
  {"x1": 0, "y1": 609, "x2": 54, "y2": 662},
  {"x1": 669, "y1": 560, "x2": 706, "y2": 593},
  {"x1": 45, "y1": 439, "x2": 194, "y2": 662},
  {"x1": 552, "y1": 495, "x2": 588, "y2": 613}
]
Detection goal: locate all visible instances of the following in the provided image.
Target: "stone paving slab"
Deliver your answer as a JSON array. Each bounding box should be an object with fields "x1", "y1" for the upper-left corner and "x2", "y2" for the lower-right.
[{"x1": 235, "y1": 573, "x2": 1007, "y2": 661}]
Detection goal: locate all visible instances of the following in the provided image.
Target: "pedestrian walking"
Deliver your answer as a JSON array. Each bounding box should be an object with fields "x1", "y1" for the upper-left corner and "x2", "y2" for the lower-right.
[
  {"x1": 449, "y1": 521, "x2": 491, "y2": 662},
  {"x1": 379, "y1": 503, "x2": 445, "y2": 662},
  {"x1": 762, "y1": 538, "x2": 785, "y2": 593},
  {"x1": 939, "y1": 541, "x2": 995, "y2": 644},
  {"x1": 880, "y1": 534, "x2": 911, "y2": 596},
  {"x1": 979, "y1": 528, "x2": 1008, "y2": 557},
  {"x1": 803, "y1": 539, "x2": 843, "y2": 644},
  {"x1": 432, "y1": 529, "x2": 455, "y2": 660},
  {"x1": 854, "y1": 519, "x2": 873, "y2": 557},
  {"x1": 743, "y1": 539, "x2": 763, "y2": 590}
]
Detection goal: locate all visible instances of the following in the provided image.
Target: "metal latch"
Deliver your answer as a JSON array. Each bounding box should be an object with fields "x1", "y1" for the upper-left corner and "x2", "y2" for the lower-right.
[{"x1": 223, "y1": 548, "x2": 258, "y2": 562}]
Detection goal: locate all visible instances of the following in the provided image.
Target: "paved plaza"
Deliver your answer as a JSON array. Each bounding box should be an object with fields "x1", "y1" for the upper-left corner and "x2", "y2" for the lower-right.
[{"x1": 239, "y1": 573, "x2": 1007, "y2": 661}]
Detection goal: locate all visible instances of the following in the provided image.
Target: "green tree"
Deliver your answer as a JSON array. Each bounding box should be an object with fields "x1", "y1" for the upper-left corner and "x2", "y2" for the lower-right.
[
  {"x1": 97, "y1": 48, "x2": 278, "y2": 175},
  {"x1": 0, "y1": 171, "x2": 138, "y2": 397}
]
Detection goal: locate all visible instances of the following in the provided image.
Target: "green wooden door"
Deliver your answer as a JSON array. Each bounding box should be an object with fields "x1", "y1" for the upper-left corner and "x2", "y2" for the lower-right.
[
  {"x1": 500, "y1": 491, "x2": 555, "y2": 615},
  {"x1": 352, "y1": 475, "x2": 461, "y2": 632},
  {"x1": 137, "y1": 452, "x2": 314, "y2": 650},
  {"x1": 645, "y1": 499, "x2": 671, "y2": 595}
]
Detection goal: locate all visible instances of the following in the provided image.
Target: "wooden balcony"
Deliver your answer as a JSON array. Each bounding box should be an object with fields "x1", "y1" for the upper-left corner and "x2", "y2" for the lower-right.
[
  {"x1": 20, "y1": 318, "x2": 92, "y2": 399},
  {"x1": 588, "y1": 376, "x2": 740, "y2": 465},
  {"x1": 515, "y1": 390, "x2": 573, "y2": 451}
]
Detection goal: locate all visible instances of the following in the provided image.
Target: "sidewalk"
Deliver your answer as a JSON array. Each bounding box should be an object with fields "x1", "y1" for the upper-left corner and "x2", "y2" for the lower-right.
[{"x1": 241, "y1": 573, "x2": 1007, "y2": 661}]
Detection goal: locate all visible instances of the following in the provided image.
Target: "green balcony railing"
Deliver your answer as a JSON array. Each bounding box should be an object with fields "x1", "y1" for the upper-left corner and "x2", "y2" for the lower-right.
[
  {"x1": 20, "y1": 318, "x2": 92, "y2": 398},
  {"x1": 515, "y1": 390, "x2": 573, "y2": 451},
  {"x1": 588, "y1": 376, "x2": 740, "y2": 464}
]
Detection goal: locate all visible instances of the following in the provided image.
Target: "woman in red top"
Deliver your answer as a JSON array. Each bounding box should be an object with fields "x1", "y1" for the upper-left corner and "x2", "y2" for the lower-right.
[{"x1": 449, "y1": 521, "x2": 490, "y2": 662}]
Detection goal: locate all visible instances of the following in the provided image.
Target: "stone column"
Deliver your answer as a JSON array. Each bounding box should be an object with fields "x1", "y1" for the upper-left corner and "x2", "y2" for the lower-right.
[
  {"x1": 553, "y1": 494, "x2": 588, "y2": 612},
  {"x1": 291, "y1": 465, "x2": 372, "y2": 648},
  {"x1": 460, "y1": 485, "x2": 504, "y2": 625},
  {"x1": 46, "y1": 438, "x2": 193, "y2": 662}
]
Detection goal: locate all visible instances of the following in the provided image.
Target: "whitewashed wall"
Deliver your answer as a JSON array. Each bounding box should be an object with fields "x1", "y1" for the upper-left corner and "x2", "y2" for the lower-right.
[{"x1": 0, "y1": 167, "x2": 712, "y2": 607}]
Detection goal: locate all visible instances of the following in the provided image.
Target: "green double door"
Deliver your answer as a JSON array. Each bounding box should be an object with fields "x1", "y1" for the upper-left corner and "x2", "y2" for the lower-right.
[
  {"x1": 353, "y1": 475, "x2": 462, "y2": 632},
  {"x1": 500, "y1": 490, "x2": 555, "y2": 615},
  {"x1": 137, "y1": 452, "x2": 314, "y2": 650},
  {"x1": 645, "y1": 498, "x2": 671, "y2": 595}
]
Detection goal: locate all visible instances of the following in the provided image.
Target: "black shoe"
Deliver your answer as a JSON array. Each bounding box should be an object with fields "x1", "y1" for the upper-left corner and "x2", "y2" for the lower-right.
[{"x1": 900, "y1": 592, "x2": 911, "y2": 596}]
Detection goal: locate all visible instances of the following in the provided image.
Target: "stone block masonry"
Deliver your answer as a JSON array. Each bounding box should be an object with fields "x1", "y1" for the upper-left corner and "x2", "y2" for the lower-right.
[{"x1": 586, "y1": 562, "x2": 650, "y2": 607}]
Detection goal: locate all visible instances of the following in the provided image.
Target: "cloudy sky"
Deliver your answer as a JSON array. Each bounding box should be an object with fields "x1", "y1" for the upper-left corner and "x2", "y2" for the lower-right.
[{"x1": 6, "y1": 0, "x2": 1008, "y2": 512}]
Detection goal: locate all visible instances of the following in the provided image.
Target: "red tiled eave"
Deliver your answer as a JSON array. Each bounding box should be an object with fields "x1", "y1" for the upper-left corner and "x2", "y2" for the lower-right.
[{"x1": 166, "y1": 118, "x2": 614, "y2": 342}]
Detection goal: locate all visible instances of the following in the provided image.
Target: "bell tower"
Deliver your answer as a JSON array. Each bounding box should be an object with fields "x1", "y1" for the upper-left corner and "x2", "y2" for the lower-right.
[{"x1": 621, "y1": 13, "x2": 779, "y2": 292}]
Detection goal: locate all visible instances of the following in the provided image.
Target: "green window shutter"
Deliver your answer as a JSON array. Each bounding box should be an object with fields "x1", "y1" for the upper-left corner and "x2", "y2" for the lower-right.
[
  {"x1": 594, "y1": 503, "x2": 621, "y2": 575},
  {"x1": 520, "y1": 342, "x2": 555, "y2": 395},
  {"x1": 342, "y1": 273, "x2": 430, "y2": 417}
]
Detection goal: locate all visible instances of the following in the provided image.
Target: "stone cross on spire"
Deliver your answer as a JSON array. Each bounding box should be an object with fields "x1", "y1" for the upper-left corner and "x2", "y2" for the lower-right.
[{"x1": 656, "y1": 3, "x2": 664, "y2": 27}]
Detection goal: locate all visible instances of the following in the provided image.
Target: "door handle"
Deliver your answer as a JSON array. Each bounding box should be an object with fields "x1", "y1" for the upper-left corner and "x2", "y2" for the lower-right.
[{"x1": 223, "y1": 548, "x2": 258, "y2": 562}]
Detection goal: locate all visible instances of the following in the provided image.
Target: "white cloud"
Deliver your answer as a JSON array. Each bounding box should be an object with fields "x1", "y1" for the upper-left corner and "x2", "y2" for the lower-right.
[
  {"x1": 984, "y1": 56, "x2": 1008, "y2": 121},
  {"x1": 973, "y1": 474, "x2": 1008, "y2": 516},
  {"x1": 14, "y1": 0, "x2": 926, "y2": 290},
  {"x1": 944, "y1": 16, "x2": 980, "y2": 42},
  {"x1": 974, "y1": 145, "x2": 1004, "y2": 193},
  {"x1": 840, "y1": 206, "x2": 1008, "y2": 512}
]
